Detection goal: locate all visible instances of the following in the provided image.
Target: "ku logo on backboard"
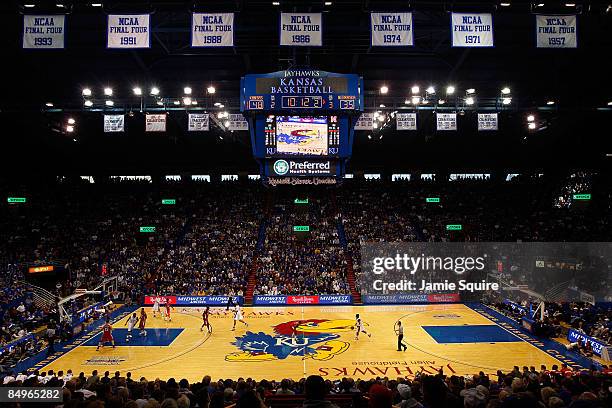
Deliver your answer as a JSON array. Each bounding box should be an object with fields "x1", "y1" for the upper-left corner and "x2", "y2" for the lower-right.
[{"x1": 226, "y1": 319, "x2": 355, "y2": 362}]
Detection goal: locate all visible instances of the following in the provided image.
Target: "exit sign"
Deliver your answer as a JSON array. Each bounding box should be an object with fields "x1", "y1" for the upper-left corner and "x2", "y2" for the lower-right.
[
  {"x1": 161, "y1": 199, "x2": 176, "y2": 205},
  {"x1": 294, "y1": 198, "x2": 309, "y2": 204},
  {"x1": 7, "y1": 197, "x2": 26, "y2": 203},
  {"x1": 446, "y1": 224, "x2": 462, "y2": 231},
  {"x1": 140, "y1": 226, "x2": 156, "y2": 233},
  {"x1": 426, "y1": 197, "x2": 440, "y2": 203},
  {"x1": 572, "y1": 194, "x2": 591, "y2": 200},
  {"x1": 293, "y1": 226, "x2": 310, "y2": 232}
]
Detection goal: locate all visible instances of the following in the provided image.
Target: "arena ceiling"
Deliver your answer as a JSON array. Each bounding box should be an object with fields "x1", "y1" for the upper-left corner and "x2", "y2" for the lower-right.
[{"x1": 1, "y1": 0, "x2": 612, "y2": 174}]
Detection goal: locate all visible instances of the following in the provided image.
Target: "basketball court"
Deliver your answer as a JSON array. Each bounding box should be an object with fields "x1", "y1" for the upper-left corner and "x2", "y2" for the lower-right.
[{"x1": 35, "y1": 304, "x2": 581, "y2": 382}]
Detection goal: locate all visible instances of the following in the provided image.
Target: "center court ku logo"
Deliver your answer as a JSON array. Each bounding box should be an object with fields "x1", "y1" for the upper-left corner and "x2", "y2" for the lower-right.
[{"x1": 226, "y1": 319, "x2": 356, "y2": 362}]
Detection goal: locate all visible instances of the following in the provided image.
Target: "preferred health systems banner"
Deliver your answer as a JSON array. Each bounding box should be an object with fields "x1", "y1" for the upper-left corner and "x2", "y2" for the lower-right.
[
  {"x1": 354, "y1": 113, "x2": 374, "y2": 130},
  {"x1": 477, "y1": 113, "x2": 498, "y2": 131},
  {"x1": 107, "y1": 14, "x2": 150, "y2": 49},
  {"x1": 396, "y1": 113, "x2": 417, "y2": 130},
  {"x1": 145, "y1": 114, "x2": 166, "y2": 132},
  {"x1": 536, "y1": 15, "x2": 577, "y2": 48},
  {"x1": 191, "y1": 13, "x2": 234, "y2": 47},
  {"x1": 371, "y1": 12, "x2": 413, "y2": 46},
  {"x1": 104, "y1": 115, "x2": 124, "y2": 132},
  {"x1": 451, "y1": 13, "x2": 494, "y2": 47},
  {"x1": 436, "y1": 113, "x2": 457, "y2": 131},
  {"x1": 228, "y1": 114, "x2": 248, "y2": 131},
  {"x1": 23, "y1": 15, "x2": 65, "y2": 49},
  {"x1": 280, "y1": 13, "x2": 322, "y2": 46},
  {"x1": 188, "y1": 113, "x2": 209, "y2": 131}
]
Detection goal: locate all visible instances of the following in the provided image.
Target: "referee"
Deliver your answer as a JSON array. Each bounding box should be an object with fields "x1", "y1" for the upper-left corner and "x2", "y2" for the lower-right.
[{"x1": 396, "y1": 321, "x2": 407, "y2": 351}]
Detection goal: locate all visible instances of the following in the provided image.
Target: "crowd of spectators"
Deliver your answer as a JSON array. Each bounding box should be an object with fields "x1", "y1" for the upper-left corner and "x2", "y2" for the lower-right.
[
  {"x1": 255, "y1": 190, "x2": 348, "y2": 295},
  {"x1": 1, "y1": 366, "x2": 611, "y2": 408}
]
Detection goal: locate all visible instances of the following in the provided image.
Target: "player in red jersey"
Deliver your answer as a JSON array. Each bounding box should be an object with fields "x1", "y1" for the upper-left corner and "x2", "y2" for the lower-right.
[
  {"x1": 200, "y1": 306, "x2": 212, "y2": 333},
  {"x1": 138, "y1": 308, "x2": 148, "y2": 336},
  {"x1": 164, "y1": 301, "x2": 174, "y2": 322},
  {"x1": 96, "y1": 319, "x2": 115, "y2": 350}
]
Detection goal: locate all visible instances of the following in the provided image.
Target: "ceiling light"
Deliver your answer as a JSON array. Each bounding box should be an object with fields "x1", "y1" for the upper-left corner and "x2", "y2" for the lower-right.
[
  {"x1": 133, "y1": 87, "x2": 142, "y2": 96},
  {"x1": 426, "y1": 86, "x2": 435, "y2": 94},
  {"x1": 325, "y1": 1, "x2": 333, "y2": 5},
  {"x1": 183, "y1": 97, "x2": 192, "y2": 105},
  {"x1": 527, "y1": 114, "x2": 535, "y2": 122},
  {"x1": 207, "y1": 86, "x2": 216, "y2": 94},
  {"x1": 501, "y1": 87, "x2": 511, "y2": 95},
  {"x1": 528, "y1": 122, "x2": 536, "y2": 130},
  {"x1": 411, "y1": 96, "x2": 420, "y2": 105},
  {"x1": 103, "y1": 87, "x2": 113, "y2": 96},
  {"x1": 56, "y1": 3, "x2": 65, "y2": 8},
  {"x1": 91, "y1": 3, "x2": 103, "y2": 7},
  {"x1": 150, "y1": 87, "x2": 160, "y2": 95},
  {"x1": 502, "y1": 97, "x2": 512, "y2": 105},
  {"x1": 438, "y1": 99, "x2": 445, "y2": 105},
  {"x1": 173, "y1": 100, "x2": 180, "y2": 105},
  {"x1": 66, "y1": 125, "x2": 74, "y2": 132},
  {"x1": 379, "y1": 104, "x2": 385, "y2": 108},
  {"x1": 404, "y1": 99, "x2": 410, "y2": 105},
  {"x1": 446, "y1": 86, "x2": 455, "y2": 95},
  {"x1": 45, "y1": 102, "x2": 54, "y2": 107},
  {"x1": 500, "y1": 2, "x2": 511, "y2": 6},
  {"x1": 184, "y1": 87, "x2": 192, "y2": 95},
  {"x1": 224, "y1": 120, "x2": 231, "y2": 127},
  {"x1": 466, "y1": 96, "x2": 475, "y2": 105},
  {"x1": 272, "y1": 2, "x2": 280, "y2": 5},
  {"x1": 157, "y1": 101, "x2": 164, "y2": 106},
  {"x1": 421, "y1": 99, "x2": 428, "y2": 105},
  {"x1": 565, "y1": 3, "x2": 576, "y2": 6},
  {"x1": 84, "y1": 100, "x2": 93, "y2": 107},
  {"x1": 546, "y1": 100, "x2": 555, "y2": 105},
  {"x1": 214, "y1": 102, "x2": 222, "y2": 107},
  {"x1": 67, "y1": 118, "x2": 75, "y2": 125},
  {"x1": 411, "y1": 85, "x2": 420, "y2": 94},
  {"x1": 82, "y1": 88, "x2": 92, "y2": 96},
  {"x1": 380, "y1": 85, "x2": 388, "y2": 94},
  {"x1": 607, "y1": 101, "x2": 612, "y2": 106},
  {"x1": 466, "y1": 88, "x2": 475, "y2": 94},
  {"x1": 105, "y1": 100, "x2": 114, "y2": 106},
  {"x1": 191, "y1": 100, "x2": 198, "y2": 105},
  {"x1": 24, "y1": 4, "x2": 35, "y2": 8}
]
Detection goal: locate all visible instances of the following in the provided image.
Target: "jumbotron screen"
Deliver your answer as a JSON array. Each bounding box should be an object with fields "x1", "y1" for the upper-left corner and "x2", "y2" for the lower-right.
[{"x1": 264, "y1": 115, "x2": 339, "y2": 157}]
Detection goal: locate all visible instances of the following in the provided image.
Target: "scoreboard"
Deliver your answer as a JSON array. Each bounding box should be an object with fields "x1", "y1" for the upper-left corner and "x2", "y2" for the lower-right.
[
  {"x1": 241, "y1": 69, "x2": 363, "y2": 113},
  {"x1": 240, "y1": 69, "x2": 364, "y2": 183}
]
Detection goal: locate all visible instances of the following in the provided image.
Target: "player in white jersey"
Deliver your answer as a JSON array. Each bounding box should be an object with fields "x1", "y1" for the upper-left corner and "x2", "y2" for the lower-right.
[
  {"x1": 152, "y1": 298, "x2": 161, "y2": 317},
  {"x1": 124, "y1": 313, "x2": 139, "y2": 342},
  {"x1": 354, "y1": 313, "x2": 371, "y2": 340},
  {"x1": 231, "y1": 304, "x2": 248, "y2": 331}
]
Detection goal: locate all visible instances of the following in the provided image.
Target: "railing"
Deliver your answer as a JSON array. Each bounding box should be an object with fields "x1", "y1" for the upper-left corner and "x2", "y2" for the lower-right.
[{"x1": 16, "y1": 280, "x2": 56, "y2": 310}]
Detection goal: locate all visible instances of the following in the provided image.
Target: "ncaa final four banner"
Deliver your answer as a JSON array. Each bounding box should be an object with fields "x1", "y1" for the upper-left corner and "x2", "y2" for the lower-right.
[
  {"x1": 103, "y1": 115, "x2": 125, "y2": 133},
  {"x1": 354, "y1": 113, "x2": 374, "y2": 130},
  {"x1": 436, "y1": 113, "x2": 457, "y2": 131},
  {"x1": 145, "y1": 114, "x2": 166, "y2": 132},
  {"x1": 22, "y1": 15, "x2": 65, "y2": 49},
  {"x1": 396, "y1": 113, "x2": 417, "y2": 130},
  {"x1": 188, "y1": 113, "x2": 209, "y2": 131},
  {"x1": 191, "y1": 13, "x2": 234, "y2": 47},
  {"x1": 280, "y1": 13, "x2": 322, "y2": 46},
  {"x1": 536, "y1": 15, "x2": 577, "y2": 48},
  {"x1": 451, "y1": 13, "x2": 494, "y2": 47},
  {"x1": 228, "y1": 114, "x2": 249, "y2": 131},
  {"x1": 107, "y1": 14, "x2": 151, "y2": 49},
  {"x1": 477, "y1": 113, "x2": 498, "y2": 131},
  {"x1": 370, "y1": 12, "x2": 413, "y2": 47}
]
